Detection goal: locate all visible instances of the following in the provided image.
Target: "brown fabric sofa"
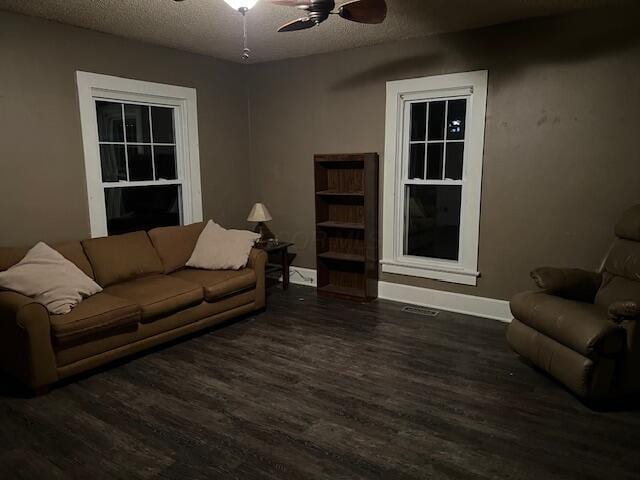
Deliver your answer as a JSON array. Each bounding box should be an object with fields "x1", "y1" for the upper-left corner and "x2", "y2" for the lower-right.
[
  {"x1": 507, "y1": 205, "x2": 640, "y2": 401},
  {"x1": 0, "y1": 222, "x2": 267, "y2": 393}
]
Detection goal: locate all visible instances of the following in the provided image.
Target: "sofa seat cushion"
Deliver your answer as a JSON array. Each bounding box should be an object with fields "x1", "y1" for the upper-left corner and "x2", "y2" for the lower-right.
[
  {"x1": 171, "y1": 268, "x2": 256, "y2": 302},
  {"x1": 510, "y1": 291, "x2": 625, "y2": 358},
  {"x1": 104, "y1": 275, "x2": 203, "y2": 321},
  {"x1": 51, "y1": 293, "x2": 141, "y2": 345}
]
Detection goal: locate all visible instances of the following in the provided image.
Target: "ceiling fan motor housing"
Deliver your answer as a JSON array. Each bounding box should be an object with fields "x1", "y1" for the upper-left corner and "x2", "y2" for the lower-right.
[{"x1": 307, "y1": 0, "x2": 335, "y2": 24}]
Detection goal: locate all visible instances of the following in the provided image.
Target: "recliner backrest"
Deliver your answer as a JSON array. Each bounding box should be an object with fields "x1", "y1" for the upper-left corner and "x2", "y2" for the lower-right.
[{"x1": 596, "y1": 205, "x2": 640, "y2": 308}]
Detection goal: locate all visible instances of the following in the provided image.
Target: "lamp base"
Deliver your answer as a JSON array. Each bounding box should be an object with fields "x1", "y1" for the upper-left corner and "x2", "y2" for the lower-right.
[{"x1": 254, "y1": 222, "x2": 274, "y2": 243}]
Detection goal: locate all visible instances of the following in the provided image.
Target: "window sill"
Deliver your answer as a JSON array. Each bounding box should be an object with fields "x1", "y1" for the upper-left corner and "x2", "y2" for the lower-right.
[{"x1": 381, "y1": 259, "x2": 479, "y2": 286}]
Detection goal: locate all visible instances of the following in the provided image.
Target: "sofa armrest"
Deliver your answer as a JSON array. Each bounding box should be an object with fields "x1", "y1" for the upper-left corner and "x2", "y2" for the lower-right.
[
  {"x1": 530, "y1": 267, "x2": 602, "y2": 303},
  {"x1": 608, "y1": 300, "x2": 640, "y2": 323},
  {"x1": 247, "y1": 248, "x2": 268, "y2": 310},
  {"x1": 0, "y1": 291, "x2": 57, "y2": 391}
]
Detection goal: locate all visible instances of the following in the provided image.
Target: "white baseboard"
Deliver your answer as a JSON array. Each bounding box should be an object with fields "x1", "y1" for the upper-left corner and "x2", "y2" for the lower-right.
[
  {"x1": 273, "y1": 267, "x2": 511, "y2": 322},
  {"x1": 378, "y1": 281, "x2": 512, "y2": 323},
  {"x1": 289, "y1": 267, "x2": 317, "y2": 286},
  {"x1": 273, "y1": 266, "x2": 317, "y2": 287}
]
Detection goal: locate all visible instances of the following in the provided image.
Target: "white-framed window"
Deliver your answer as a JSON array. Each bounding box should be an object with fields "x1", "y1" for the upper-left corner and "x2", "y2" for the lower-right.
[
  {"x1": 76, "y1": 71, "x2": 203, "y2": 237},
  {"x1": 382, "y1": 71, "x2": 488, "y2": 286}
]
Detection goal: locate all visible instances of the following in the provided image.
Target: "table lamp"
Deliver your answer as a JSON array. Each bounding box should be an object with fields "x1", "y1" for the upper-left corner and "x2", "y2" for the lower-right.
[{"x1": 247, "y1": 203, "x2": 274, "y2": 242}]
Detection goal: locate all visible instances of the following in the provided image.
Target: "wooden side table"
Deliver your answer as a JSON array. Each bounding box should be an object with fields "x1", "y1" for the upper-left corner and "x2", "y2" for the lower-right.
[{"x1": 255, "y1": 241, "x2": 294, "y2": 289}]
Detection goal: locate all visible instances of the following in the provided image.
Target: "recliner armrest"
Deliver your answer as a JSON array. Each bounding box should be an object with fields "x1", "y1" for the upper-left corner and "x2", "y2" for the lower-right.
[
  {"x1": 0, "y1": 291, "x2": 58, "y2": 391},
  {"x1": 530, "y1": 267, "x2": 602, "y2": 303},
  {"x1": 608, "y1": 300, "x2": 640, "y2": 323}
]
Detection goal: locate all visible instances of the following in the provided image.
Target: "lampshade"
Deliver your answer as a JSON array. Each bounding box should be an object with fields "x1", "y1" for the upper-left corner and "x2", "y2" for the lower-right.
[
  {"x1": 247, "y1": 203, "x2": 272, "y2": 222},
  {"x1": 223, "y1": 0, "x2": 259, "y2": 11}
]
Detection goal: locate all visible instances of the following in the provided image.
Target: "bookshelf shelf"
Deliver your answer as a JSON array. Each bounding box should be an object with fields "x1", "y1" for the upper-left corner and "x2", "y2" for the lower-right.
[
  {"x1": 316, "y1": 190, "x2": 365, "y2": 198},
  {"x1": 316, "y1": 221, "x2": 365, "y2": 230},
  {"x1": 317, "y1": 251, "x2": 366, "y2": 262}
]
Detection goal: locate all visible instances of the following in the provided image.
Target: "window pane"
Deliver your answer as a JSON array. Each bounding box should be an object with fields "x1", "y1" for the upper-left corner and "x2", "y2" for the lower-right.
[
  {"x1": 404, "y1": 185, "x2": 461, "y2": 261},
  {"x1": 96, "y1": 101, "x2": 124, "y2": 142},
  {"x1": 105, "y1": 185, "x2": 181, "y2": 235},
  {"x1": 410, "y1": 102, "x2": 426, "y2": 141},
  {"x1": 445, "y1": 143, "x2": 464, "y2": 180},
  {"x1": 124, "y1": 104, "x2": 151, "y2": 143},
  {"x1": 426, "y1": 143, "x2": 444, "y2": 180},
  {"x1": 447, "y1": 99, "x2": 467, "y2": 140},
  {"x1": 427, "y1": 101, "x2": 446, "y2": 141},
  {"x1": 127, "y1": 145, "x2": 153, "y2": 181},
  {"x1": 408, "y1": 143, "x2": 425, "y2": 180},
  {"x1": 154, "y1": 146, "x2": 177, "y2": 180},
  {"x1": 99, "y1": 145, "x2": 127, "y2": 182},
  {"x1": 151, "y1": 107, "x2": 175, "y2": 143}
]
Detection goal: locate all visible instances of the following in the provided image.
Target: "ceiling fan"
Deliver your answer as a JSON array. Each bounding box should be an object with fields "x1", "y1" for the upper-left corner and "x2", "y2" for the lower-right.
[
  {"x1": 272, "y1": 0, "x2": 388, "y2": 32},
  {"x1": 172, "y1": 0, "x2": 387, "y2": 60}
]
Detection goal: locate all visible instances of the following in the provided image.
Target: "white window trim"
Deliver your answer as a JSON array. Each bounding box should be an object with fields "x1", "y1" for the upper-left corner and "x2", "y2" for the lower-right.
[
  {"x1": 382, "y1": 71, "x2": 488, "y2": 286},
  {"x1": 76, "y1": 71, "x2": 203, "y2": 238}
]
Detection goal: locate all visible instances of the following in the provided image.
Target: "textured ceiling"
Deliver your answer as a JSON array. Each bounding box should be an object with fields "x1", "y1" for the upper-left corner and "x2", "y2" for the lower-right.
[{"x1": 0, "y1": 0, "x2": 623, "y2": 63}]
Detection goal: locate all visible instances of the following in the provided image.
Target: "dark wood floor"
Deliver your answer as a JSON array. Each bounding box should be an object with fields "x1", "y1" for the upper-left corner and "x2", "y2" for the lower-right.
[{"x1": 1, "y1": 285, "x2": 639, "y2": 479}]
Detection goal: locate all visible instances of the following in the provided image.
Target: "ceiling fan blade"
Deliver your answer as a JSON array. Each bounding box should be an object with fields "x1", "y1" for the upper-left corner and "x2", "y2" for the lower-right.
[
  {"x1": 270, "y1": 0, "x2": 312, "y2": 7},
  {"x1": 278, "y1": 17, "x2": 317, "y2": 32},
  {"x1": 338, "y1": 0, "x2": 387, "y2": 24}
]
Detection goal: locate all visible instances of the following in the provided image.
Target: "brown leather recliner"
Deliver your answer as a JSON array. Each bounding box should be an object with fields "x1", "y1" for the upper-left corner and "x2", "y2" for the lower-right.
[{"x1": 507, "y1": 205, "x2": 640, "y2": 401}]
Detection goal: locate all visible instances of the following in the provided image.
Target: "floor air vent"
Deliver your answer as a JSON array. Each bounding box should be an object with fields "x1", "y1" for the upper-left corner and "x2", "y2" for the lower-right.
[{"x1": 402, "y1": 306, "x2": 440, "y2": 317}]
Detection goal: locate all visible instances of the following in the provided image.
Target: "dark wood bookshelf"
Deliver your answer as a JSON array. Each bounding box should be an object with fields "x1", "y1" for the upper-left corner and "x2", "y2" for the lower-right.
[{"x1": 314, "y1": 153, "x2": 379, "y2": 302}]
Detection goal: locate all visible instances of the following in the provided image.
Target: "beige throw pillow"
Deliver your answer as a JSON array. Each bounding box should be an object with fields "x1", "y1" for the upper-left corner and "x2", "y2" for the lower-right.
[
  {"x1": 0, "y1": 242, "x2": 102, "y2": 314},
  {"x1": 186, "y1": 220, "x2": 260, "y2": 270}
]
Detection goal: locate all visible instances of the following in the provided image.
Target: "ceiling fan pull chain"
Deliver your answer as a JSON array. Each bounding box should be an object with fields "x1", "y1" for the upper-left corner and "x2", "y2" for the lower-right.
[{"x1": 241, "y1": 7, "x2": 250, "y2": 61}]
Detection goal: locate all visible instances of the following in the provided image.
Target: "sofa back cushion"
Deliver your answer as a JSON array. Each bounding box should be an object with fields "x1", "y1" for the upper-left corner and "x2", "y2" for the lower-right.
[
  {"x1": 0, "y1": 247, "x2": 29, "y2": 272},
  {"x1": 82, "y1": 231, "x2": 163, "y2": 287},
  {"x1": 0, "y1": 241, "x2": 95, "y2": 279},
  {"x1": 148, "y1": 222, "x2": 206, "y2": 274}
]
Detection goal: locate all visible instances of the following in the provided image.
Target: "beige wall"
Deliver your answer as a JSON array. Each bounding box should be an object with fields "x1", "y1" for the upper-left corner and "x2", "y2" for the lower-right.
[
  {"x1": 0, "y1": 11, "x2": 251, "y2": 247},
  {"x1": 3, "y1": 7, "x2": 640, "y2": 302},
  {"x1": 246, "y1": 6, "x2": 640, "y2": 300}
]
